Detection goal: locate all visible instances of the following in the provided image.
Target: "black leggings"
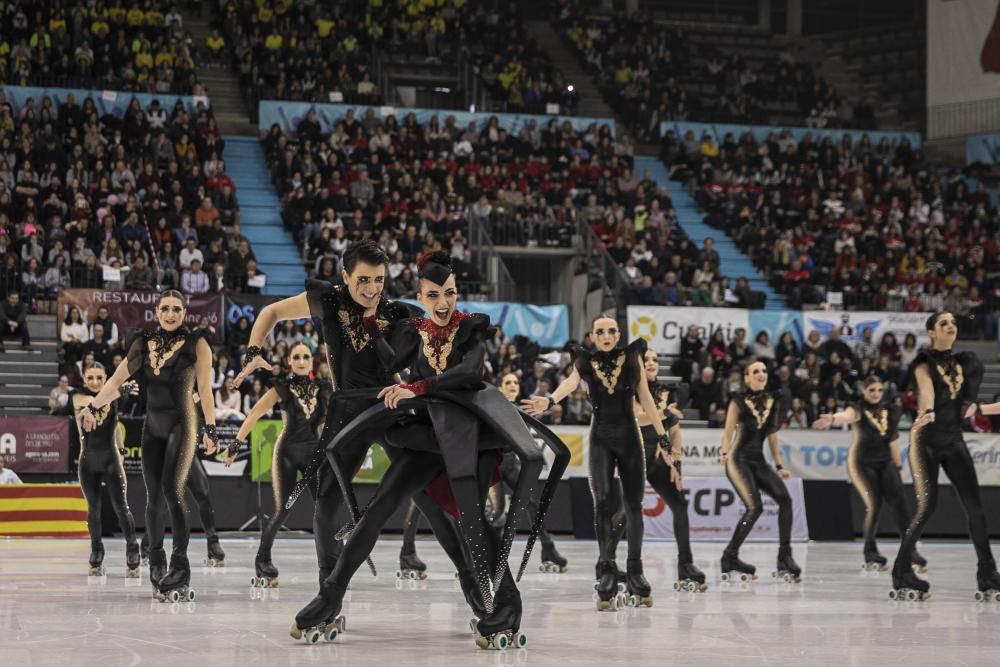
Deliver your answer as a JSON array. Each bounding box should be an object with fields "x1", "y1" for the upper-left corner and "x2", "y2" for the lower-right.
[
  {"x1": 895, "y1": 429, "x2": 995, "y2": 569},
  {"x1": 401, "y1": 499, "x2": 422, "y2": 554},
  {"x1": 141, "y1": 456, "x2": 219, "y2": 553},
  {"x1": 142, "y1": 410, "x2": 197, "y2": 557},
  {"x1": 323, "y1": 449, "x2": 504, "y2": 607},
  {"x1": 725, "y1": 456, "x2": 792, "y2": 553},
  {"x1": 589, "y1": 430, "x2": 646, "y2": 564},
  {"x1": 79, "y1": 448, "x2": 137, "y2": 550},
  {"x1": 497, "y1": 452, "x2": 554, "y2": 548},
  {"x1": 258, "y1": 439, "x2": 322, "y2": 560},
  {"x1": 848, "y1": 455, "x2": 910, "y2": 549}
]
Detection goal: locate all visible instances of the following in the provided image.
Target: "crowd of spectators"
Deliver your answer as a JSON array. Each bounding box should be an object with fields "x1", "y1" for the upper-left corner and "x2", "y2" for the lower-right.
[
  {"x1": 0, "y1": 0, "x2": 203, "y2": 94},
  {"x1": 557, "y1": 5, "x2": 874, "y2": 142},
  {"x1": 215, "y1": 0, "x2": 575, "y2": 116},
  {"x1": 657, "y1": 127, "x2": 1000, "y2": 337}
]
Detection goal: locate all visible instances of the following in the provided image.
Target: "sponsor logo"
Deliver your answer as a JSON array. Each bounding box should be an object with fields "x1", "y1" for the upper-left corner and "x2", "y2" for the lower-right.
[
  {"x1": 630, "y1": 316, "x2": 657, "y2": 342},
  {"x1": 0, "y1": 433, "x2": 15, "y2": 455}
]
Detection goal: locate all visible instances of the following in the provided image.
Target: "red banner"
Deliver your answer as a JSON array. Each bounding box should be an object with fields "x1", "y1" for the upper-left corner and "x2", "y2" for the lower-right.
[
  {"x1": 0, "y1": 417, "x2": 71, "y2": 474},
  {"x1": 56, "y1": 289, "x2": 224, "y2": 343}
]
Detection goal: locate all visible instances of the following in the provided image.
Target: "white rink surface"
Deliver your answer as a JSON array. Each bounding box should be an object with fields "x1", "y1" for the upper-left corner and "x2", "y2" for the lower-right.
[{"x1": 2, "y1": 537, "x2": 999, "y2": 666}]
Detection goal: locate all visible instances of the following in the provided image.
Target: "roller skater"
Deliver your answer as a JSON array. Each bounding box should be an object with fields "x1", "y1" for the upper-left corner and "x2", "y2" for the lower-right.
[
  {"x1": 524, "y1": 315, "x2": 668, "y2": 611},
  {"x1": 812, "y1": 377, "x2": 929, "y2": 575},
  {"x1": 229, "y1": 343, "x2": 333, "y2": 589},
  {"x1": 72, "y1": 364, "x2": 140, "y2": 578},
  {"x1": 890, "y1": 312, "x2": 997, "y2": 600},
  {"x1": 82, "y1": 290, "x2": 219, "y2": 600},
  {"x1": 291, "y1": 252, "x2": 566, "y2": 647},
  {"x1": 630, "y1": 350, "x2": 706, "y2": 592},
  {"x1": 235, "y1": 241, "x2": 471, "y2": 592},
  {"x1": 719, "y1": 361, "x2": 799, "y2": 584}
]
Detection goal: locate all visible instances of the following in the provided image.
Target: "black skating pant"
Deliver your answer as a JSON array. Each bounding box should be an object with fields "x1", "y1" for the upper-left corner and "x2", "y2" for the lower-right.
[
  {"x1": 589, "y1": 428, "x2": 646, "y2": 565},
  {"x1": 724, "y1": 456, "x2": 792, "y2": 554},
  {"x1": 612, "y1": 442, "x2": 693, "y2": 563},
  {"x1": 847, "y1": 455, "x2": 911, "y2": 550},
  {"x1": 895, "y1": 428, "x2": 995, "y2": 570},
  {"x1": 322, "y1": 448, "x2": 513, "y2": 613},
  {"x1": 141, "y1": 410, "x2": 196, "y2": 558},
  {"x1": 257, "y1": 438, "x2": 323, "y2": 561},
  {"x1": 79, "y1": 448, "x2": 137, "y2": 550},
  {"x1": 141, "y1": 456, "x2": 219, "y2": 553}
]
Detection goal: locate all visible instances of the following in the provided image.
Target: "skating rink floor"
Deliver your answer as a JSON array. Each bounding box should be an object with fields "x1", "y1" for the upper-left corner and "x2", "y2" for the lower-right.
[{"x1": 2, "y1": 537, "x2": 999, "y2": 666}]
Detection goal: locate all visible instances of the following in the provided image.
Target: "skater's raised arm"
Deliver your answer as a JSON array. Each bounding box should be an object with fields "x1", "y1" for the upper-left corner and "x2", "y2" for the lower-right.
[
  {"x1": 812, "y1": 405, "x2": 859, "y2": 430},
  {"x1": 225, "y1": 388, "x2": 280, "y2": 466},
  {"x1": 233, "y1": 292, "x2": 310, "y2": 383},
  {"x1": 521, "y1": 367, "x2": 580, "y2": 416}
]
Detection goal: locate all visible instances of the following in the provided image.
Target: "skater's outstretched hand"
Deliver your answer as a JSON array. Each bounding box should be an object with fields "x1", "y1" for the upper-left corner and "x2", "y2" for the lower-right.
[
  {"x1": 521, "y1": 395, "x2": 549, "y2": 416},
  {"x1": 234, "y1": 355, "x2": 272, "y2": 385},
  {"x1": 666, "y1": 402, "x2": 684, "y2": 421},
  {"x1": 778, "y1": 467, "x2": 791, "y2": 480},
  {"x1": 80, "y1": 410, "x2": 97, "y2": 432},
  {"x1": 203, "y1": 432, "x2": 218, "y2": 454},
  {"x1": 378, "y1": 383, "x2": 415, "y2": 408},
  {"x1": 811, "y1": 415, "x2": 832, "y2": 430},
  {"x1": 913, "y1": 410, "x2": 935, "y2": 429}
]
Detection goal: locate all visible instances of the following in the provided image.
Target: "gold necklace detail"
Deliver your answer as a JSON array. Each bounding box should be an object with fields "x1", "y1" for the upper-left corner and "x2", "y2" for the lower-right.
[
  {"x1": 743, "y1": 395, "x2": 774, "y2": 429},
  {"x1": 289, "y1": 381, "x2": 318, "y2": 418},
  {"x1": 864, "y1": 407, "x2": 888, "y2": 436},
  {"x1": 419, "y1": 327, "x2": 460, "y2": 375},
  {"x1": 591, "y1": 352, "x2": 624, "y2": 395},
  {"x1": 337, "y1": 309, "x2": 389, "y2": 352},
  {"x1": 936, "y1": 360, "x2": 964, "y2": 400},
  {"x1": 149, "y1": 336, "x2": 185, "y2": 375}
]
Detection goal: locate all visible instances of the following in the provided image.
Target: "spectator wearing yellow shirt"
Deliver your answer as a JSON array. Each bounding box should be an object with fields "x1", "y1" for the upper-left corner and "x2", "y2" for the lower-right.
[
  {"x1": 316, "y1": 16, "x2": 335, "y2": 38},
  {"x1": 29, "y1": 29, "x2": 51, "y2": 52},
  {"x1": 206, "y1": 30, "x2": 226, "y2": 66},
  {"x1": 126, "y1": 7, "x2": 145, "y2": 27},
  {"x1": 699, "y1": 134, "x2": 719, "y2": 159},
  {"x1": 145, "y1": 8, "x2": 164, "y2": 27},
  {"x1": 264, "y1": 30, "x2": 282, "y2": 50},
  {"x1": 155, "y1": 48, "x2": 173, "y2": 67},
  {"x1": 107, "y1": 5, "x2": 126, "y2": 24}
]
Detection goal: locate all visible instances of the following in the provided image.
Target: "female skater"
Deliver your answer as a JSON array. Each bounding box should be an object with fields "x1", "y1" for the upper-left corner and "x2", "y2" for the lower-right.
[
  {"x1": 228, "y1": 342, "x2": 333, "y2": 587},
  {"x1": 73, "y1": 364, "x2": 140, "y2": 577},
  {"x1": 812, "y1": 376, "x2": 927, "y2": 572},
  {"x1": 632, "y1": 349, "x2": 706, "y2": 590},
  {"x1": 890, "y1": 311, "x2": 1000, "y2": 600},
  {"x1": 718, "y1": 360, "x2": 800, "y2": 583},
  {"x1": 293, "y1": 252, "x2": 566, "y2": 649},
  {"x1": 82, "y1": 289, "x2": 218, "y2": 601},
  {"x1": 524, "y1": 316, "x2": 667, "y2": 610}
]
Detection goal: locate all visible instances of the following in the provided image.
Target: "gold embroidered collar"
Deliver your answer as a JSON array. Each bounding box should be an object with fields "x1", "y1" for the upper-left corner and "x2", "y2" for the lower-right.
[
  {"x1": 743, "y1": 393, "x2": 774, "y2": 429},
  {"x1": 863, "y1": 405, "x2": 888, "y2": 436},
  {"x1": 591, "y1": 350, "x2": 625, "y2": 395},
  {"x1": 149, "y1": 329, "x2": 187, "y2": 375},
  {"x1": 288, "y1": 379, "x2": 318, "y2": 418}
]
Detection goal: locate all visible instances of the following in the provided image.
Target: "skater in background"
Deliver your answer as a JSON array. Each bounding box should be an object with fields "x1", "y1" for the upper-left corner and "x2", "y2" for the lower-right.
[
  {"x1": 524, "y1": 315, "x2": 667, "y2": 610},
  {"x1": 228, "y1": 342, "x2": 333, "y2": 587},
  {"x1": 811, "y1": 376, "x2": 927, "y2": 572},
  {"x1": 891, "y1": 312, "x2": 1000, "y2": 600},
  {"x1": 627, "y1": 349, "x2": 707, "y2": 591},
  {"x1": 82, "y1": 289, "x2": 218, "y2": 601},
  {"x1": 718, "y1": 360, "x2": 801, "y2": 582},
  {"x1": 72, "y1": 364, "x2": 140, "y2": 577}
]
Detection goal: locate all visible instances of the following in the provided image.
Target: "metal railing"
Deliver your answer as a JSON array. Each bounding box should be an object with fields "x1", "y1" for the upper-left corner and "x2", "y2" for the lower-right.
[{"x1": 467, "y1": 219, "x2": 518, "y2": 302}]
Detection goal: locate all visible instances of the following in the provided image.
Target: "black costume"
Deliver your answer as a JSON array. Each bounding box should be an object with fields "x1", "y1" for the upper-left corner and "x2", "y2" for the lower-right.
[
  {"x1": 574, "y1": 339, "x2": 652, "y2": 604},
  {"x1": 847, "y1": 400, "x2": 923, "y2": 567},
  {"x1": 254, "y1": 375, "x2": 333, "y2": 583},
  {"x1": 894, "y1": 349, "x2": 998, "y2": 593},
  {"x1": 124, "y1": 326, "x2": 209, "y2": 594},
  {"x1": 294, "y1": 310, "x2": 565, "y2": 645},
  {"x1": 722, "y1": 390, "x2": 798, "y2": 577},
  {"x1": 73, "y1": 389, "x2": 139, "y2": 574}
]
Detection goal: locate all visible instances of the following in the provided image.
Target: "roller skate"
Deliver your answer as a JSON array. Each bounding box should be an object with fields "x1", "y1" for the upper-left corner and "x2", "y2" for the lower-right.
[
  {"x1": 456, "y1": 568, "x2": 488, "y2": 620},
  {"x1": 140, "y1": 542, "x2": 150, "y2": 568},
  {"x1": 720, "y1": 551, "x2": 757, "y2": 583},
  {"x1": 251, "y1": 551, "x2": 279, "y2": 589},
  {"x1": 594, "y1": 559, "x2": 624, "y2": 611},
  {"x1": 911, "y1": 549, "x2": 928, "y2": 574},
  {"x1": 539, "y1": 541, "x2": 568, "y2": 573},
  {"x1": 862, "y1": 543, "x2": 888, "y2": 572},
  {"x1": 396, "y1": 548, "x2": 428, "y2": 581},
  {"x1": 772, "y1": 546, "x2": 802, "y2": 583},
  {"x1": 125, "y1": 542, "x2": 141, "y2": 578},
  {"x1": 474, "y1": 581, "x2": 525, "y2": 650},
  {"x1": 156, "y1": 554, "x2": 196, "y2": 603},
  {"x1": 148, "y1": 548, "x2": 167, "y2": 595},
  {"x1": 974, "y1": 560, "x2": 1000, "y2": 602},
  {"x1": 204, "y1": 536, "x2": 225, "y2": 567},
  {"x1": 889, "y1": 563, "x2": 930, "y2": 601},
  {"x1": 290, "y1": 586, "x2": 347, "y2": 644},
  {"x1": 88, "y1": 544, "x2": 106, "y2": 576},
  {"x1": 674, "y1": 560, "x2": 708, "y2": 592},
  {"x1": 624, "y1": 558, "x2": 653, "y2": 607}
]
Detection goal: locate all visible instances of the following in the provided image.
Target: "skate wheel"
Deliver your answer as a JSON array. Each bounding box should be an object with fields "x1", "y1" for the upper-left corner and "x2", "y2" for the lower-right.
[
  {"x1": 906, "y1": 590, "x2": 917, "y2": 601},
  {"x1": 616, "y1": 582, "x2": 627, "y2": 594},
  {"x1": 188, "y1": 589, "x2": 196, "y2": 602},
  {"x1": 395, "y1": 570, "x2": 403, "y2": 579},
  {"x1": 673, "y1": 581, "x2": 681, "y2": 591},
  {"x1": 323, "y1": 627, "x2": 338, "y2": 642},
  {"x1": 305, "y1": 628, "x2": 322, "y2": 644},
  {"x1": 250, "y1": 576, "x2": 259, "y2": 587},
  {"x1": 628, "y1": 594, "x2": 638, "y2": 607},
  {"x1": 740, "y1": 573, "x2": 751, "y2": 583},
  {"x1": 888, "y1": 589, "x2": 898, "y2": 600},
  {"x1": 408, "y1": 570, "x2": 418, "y2": 580},
  {"x1": 169, "y1": 590, "x2": 181, "y2": 603},
  {"x1": 512, "y1": 631, "x2": 527, "y2": 648},
  {"x1": 335, "y1": 616, "x2": 346, "y2": 633},
  {"x1": 720, "y1": 572, "x2": 730, "y2": 583},
  {"x1": 492, "y1": 633, "x2": 509, "y2": 650},
  {"x1": 975, "y1": 591, "x2": 985, "y2": 602}
]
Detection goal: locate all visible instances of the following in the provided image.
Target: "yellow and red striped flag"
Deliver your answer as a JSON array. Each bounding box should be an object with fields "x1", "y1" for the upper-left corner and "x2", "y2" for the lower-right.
[{"x1": 0, "y1": 484, "x2": 89, "y2": 537}]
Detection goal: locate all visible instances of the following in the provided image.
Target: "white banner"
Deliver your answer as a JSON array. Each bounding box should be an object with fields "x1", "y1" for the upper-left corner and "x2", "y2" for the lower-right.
[
  {"x1": 548, "y1": 425, "x2": 1000, "y2": 486},
  {"x1": 643, "y1": 477, "x2": 808, "y2": 542},
  {"x1": 799, "y1": 310, "x2": 932, "y2": 348},
  {"x1": 627, "y1": 306, "x2": 749, "y2": 355},
  {"x1": 928, "y1": 0, "x2": 1000, "y2": 107}
]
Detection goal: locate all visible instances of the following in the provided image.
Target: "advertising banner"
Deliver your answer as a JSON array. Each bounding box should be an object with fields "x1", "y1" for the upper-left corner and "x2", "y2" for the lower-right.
[
  {"x1": 643, "y1": 477, "x2": 808, "y2": 542},
  {"x1": 967, "y1": 132, "x2": 1000, "y2": 164},
  {"x1": 799, "y1": 310, "x2": 932, "y2": 348},
  {"x1": 259, "y1": 100, "x2": 615, "y2": 138},
  {"x1": 627, "y1": 305, "x2": 749, "y2": 355},
  {"x1": 660, "y1": 121, "x2": 920, "y2": 149},
  {"x1": 0, "y1": 84, "x2": 203, "y2": 117},
  {"x1": 57, "y1": 289, "x2": 224, "y2": 344},
  {"x1": 0, "y1": 416, "x2": 70, "y2": 474}
]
